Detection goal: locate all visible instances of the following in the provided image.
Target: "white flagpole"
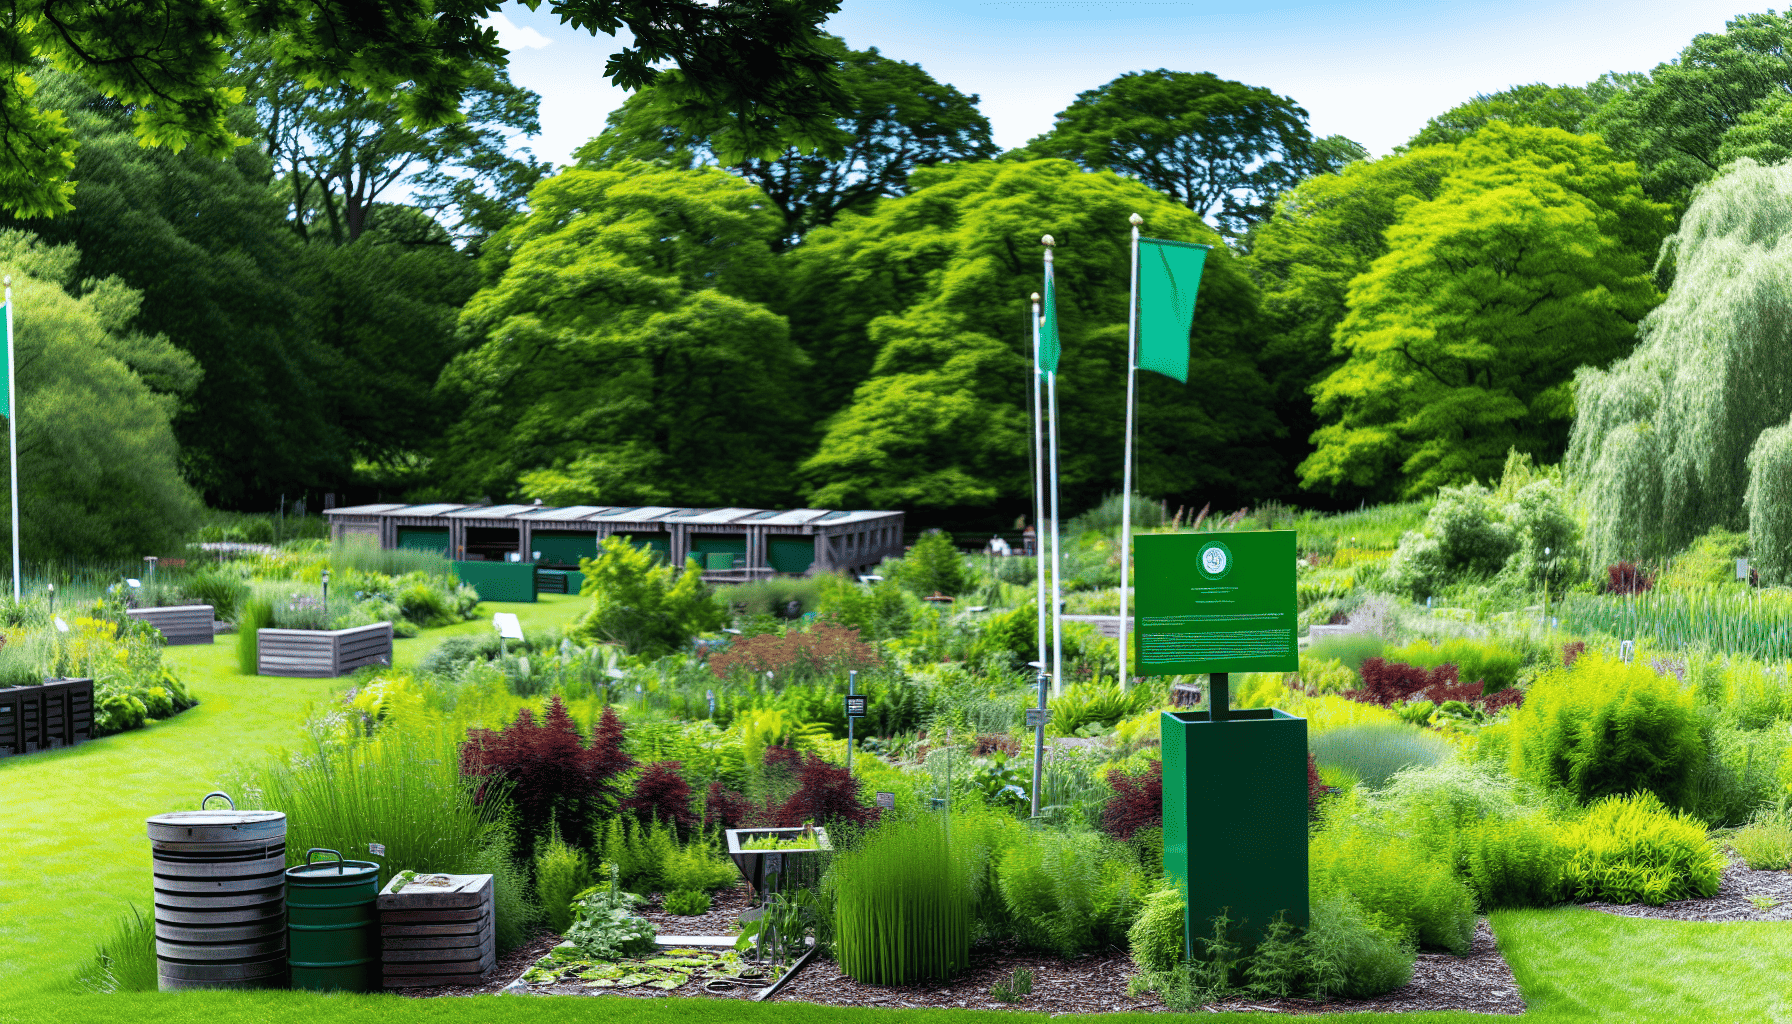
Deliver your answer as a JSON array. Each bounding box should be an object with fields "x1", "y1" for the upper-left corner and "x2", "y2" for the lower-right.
[
  {"x1": 1031, "y1": 293, "x2": 1047, "y2": 675},
  {"x1": 6, "y1": 275, "x2": 17, "y2": 604},
  {"x1": 1043, "y1": 238, "x2": 1063, "y2": 698},
  {"x1": 1119, "y1": 214, "x2": 1142, "y2": 690}
]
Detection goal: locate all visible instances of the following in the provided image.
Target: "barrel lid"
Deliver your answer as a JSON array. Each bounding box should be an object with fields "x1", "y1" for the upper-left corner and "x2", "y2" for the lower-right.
[
  {"x1": 148, "y1": 809, "x2": 285, "y2": 827},
  {"x1": 286, "y1": 858, "x2": 379, "y2": 882}
]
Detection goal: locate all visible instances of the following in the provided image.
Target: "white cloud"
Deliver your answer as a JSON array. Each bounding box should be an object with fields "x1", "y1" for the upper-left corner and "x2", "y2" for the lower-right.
[{"x1": 481, "y1": 12, "x2": 551, "y2": 51}]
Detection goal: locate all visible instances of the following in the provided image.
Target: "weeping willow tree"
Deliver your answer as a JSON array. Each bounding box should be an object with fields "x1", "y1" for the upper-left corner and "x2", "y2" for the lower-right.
[{"x1": 1568, "y1": 158, "x2": 1792, "y2": 576}]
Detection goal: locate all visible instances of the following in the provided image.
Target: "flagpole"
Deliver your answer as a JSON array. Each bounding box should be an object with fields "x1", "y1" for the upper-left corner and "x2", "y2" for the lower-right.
[
  {"x1": 1118, "y1": 213, "x2": 1142, "y2": 690},
  {"x1": 1031, "y1": 292, "x2": 1047, "y2": 677},
  {"x1": 6, "y1": 275, "x2": 17, "y2": 604},
  {"x1": 1043, "y1": 236, "x2": 1063, "y2": 698}
]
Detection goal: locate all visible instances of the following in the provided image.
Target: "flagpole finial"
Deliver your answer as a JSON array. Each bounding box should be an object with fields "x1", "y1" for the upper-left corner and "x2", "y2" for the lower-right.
[
  {"x1": 1041, "y1": 235, "x2": 1055, "y2": 248},
  {"x1": 1031, "y1": 292, "x2": 1040, "y2": 303},
  {"x1": 1129, "y1": 213, "x2": 1143, "y2": 226}
]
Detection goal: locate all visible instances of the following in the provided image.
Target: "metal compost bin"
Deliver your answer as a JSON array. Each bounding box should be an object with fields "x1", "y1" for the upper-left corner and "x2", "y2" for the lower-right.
[
  {"x1": 286, "y1": 848, "x2": 380, "y2": 992},
  {"x1": 147, "y1": 791, "x2": 288, "y2": 990}
]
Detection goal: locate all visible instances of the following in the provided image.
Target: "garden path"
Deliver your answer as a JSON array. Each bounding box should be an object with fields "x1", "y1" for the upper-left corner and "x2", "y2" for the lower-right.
[{"x1": 0, "y1": 595, "x2": 585, "y2": 994}]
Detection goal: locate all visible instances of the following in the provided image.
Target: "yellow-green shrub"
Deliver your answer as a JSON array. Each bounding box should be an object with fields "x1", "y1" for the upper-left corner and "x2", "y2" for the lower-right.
[
  {"x1": 1557, "y1": 792, "x2": 1725, "y2": 905},
  {"x1": 1309, "y1": 792, "x2": 1476, "y2": 953},
  {"x1": 1465, "y1": 814, "x2": 1566, "y2": 908},
  {"x1": 1509, "y1": 652, "x2": 1704, "y2": 809}
]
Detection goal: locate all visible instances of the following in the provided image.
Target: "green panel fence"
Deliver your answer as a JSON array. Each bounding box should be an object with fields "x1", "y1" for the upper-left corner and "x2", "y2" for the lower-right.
[
  {"x1": 768, "y1": 536, "x2": 816, "y2": 574},
  {"x1": 453, "y1": 560, "x2": 538, "y2": 603},
  {"x1": 396, "y1": 528, "x2": 449, "y2": 555}
]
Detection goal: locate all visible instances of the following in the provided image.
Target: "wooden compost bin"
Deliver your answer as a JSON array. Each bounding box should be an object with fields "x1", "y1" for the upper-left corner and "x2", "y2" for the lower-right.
[
  {"x1": 257, "y1": 622, "x2": 393, "y2": 678},
  {"x1": 127, "y1": 604, "x2": 216, "y2": 645},
  {"x1": 377, "y1": 873, "x2": 495, "y2": 987},
  {"x1": 0, "y1": 678, "x2": 93, "y2": 756}
]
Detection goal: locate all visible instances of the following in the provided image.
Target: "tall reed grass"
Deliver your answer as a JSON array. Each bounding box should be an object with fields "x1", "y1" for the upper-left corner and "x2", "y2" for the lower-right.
[
  {"x1": 73, "y1": 904, "x2": 156, "y2": 993},
  {"x1": 232, "y1": 724, "x2": 534, "y2": 949},
  {"x1": 1559, "y1": 589, "x2": 1792, "y2": 661},
  {"x1": 830, "y1": 813, "x2": 970, "y2": 983}
]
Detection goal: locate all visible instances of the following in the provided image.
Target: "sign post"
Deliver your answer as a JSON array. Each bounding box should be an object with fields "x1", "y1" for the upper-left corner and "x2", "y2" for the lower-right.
[
  {"x1": 1135, "y1": 530, "x2": 1304, "y2": 958},
  {"x1": 844, "y1": 670, "x2": 866, "y2": 776}
]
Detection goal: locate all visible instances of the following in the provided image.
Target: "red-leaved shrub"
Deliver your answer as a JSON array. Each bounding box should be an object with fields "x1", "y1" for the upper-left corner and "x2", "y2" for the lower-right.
[
  {"x1": 769, "y1": 748, "x2": 882, "y2": 829},
  {"x1": 1480, "y1": 687, "x2": 1526, "y2": 716},
  {"x1": 1348, "y1": 658, "x2": 1484, "y2": 707},
  {"x1": 622, "y1": 760, "x2": 699, "y2": 836},
  {"x1": 1562, "y1": 640, "x2": 1587, "y2": 667},
  {"x1": 702, "y1": 782, "x2": 770, "y2": 830},
  {"x1": 1604, "y1": 561, "x2": 1654, "y2": 595},
  {"x1": 460, "y1": 699, "x2": 635, "y2": 855},
  {"x1": 1101, "y1": 759, "x2": 1162, "y2": 840},
  {"x1": 707, "y1": 622, "x2": 881, "y2": 678}
]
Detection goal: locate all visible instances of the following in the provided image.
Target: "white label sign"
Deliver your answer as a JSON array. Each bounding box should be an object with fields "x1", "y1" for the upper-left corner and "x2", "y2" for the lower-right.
[
  {"x1": 493, "y1": 612, "x2": 524, "y2": 640},
  {"x1": 368, "y1": 842, "x2": 386, "y2": 856}
]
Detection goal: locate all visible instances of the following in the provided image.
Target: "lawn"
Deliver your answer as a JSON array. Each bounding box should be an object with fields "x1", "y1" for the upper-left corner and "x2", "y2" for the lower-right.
[{"x1": 0, "y1": 595, "x2": 584, "y2": 994}]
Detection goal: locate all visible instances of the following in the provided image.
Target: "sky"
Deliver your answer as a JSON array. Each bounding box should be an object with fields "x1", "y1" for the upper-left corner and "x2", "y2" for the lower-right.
[{"x1": 483, "y1": 0, "x2": 1760, "y2": 170}]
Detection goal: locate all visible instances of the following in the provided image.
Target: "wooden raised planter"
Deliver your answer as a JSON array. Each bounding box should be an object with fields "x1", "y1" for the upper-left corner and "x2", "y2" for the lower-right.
[
  {"x1": 126, "y1": 604, "x2": 215, "y2": 645},
  {"x1": 0, "y1": 678, "x2": 94, "y2": 757},
  {"x1": 257, "y1": 622, "x2": 393, "y2": 678}
]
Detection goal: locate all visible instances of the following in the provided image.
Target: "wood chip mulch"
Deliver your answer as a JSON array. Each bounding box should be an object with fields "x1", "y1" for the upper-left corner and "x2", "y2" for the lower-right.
[
  {"x1": 1579, "y1": 856, "x2": 1792, "y2": 922},
  {"x1": 776, "y1": 920, "x2": 1523, "y2": 1016}
]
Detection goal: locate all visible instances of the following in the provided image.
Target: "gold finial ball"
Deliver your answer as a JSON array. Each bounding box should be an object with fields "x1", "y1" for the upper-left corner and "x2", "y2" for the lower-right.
[
  {"x1": 1041, "y1": 234, "x2": 1055, "y2": 247},
  {"x1": 1129, "y1": 213, "x2": 1144, "y2": 226},
  {"x1": 1030, "y1": 292, "x2": 1041, "y2": 302}
]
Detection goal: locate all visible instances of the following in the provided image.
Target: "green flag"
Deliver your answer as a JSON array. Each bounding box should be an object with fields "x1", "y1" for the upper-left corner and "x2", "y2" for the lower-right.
[
  {"x1": 1138, "y1": 237, "x2": 1210, "y2": 383},
  {"x1": 1039, "y1": 261, "x2": 1060, "y2": 374}
]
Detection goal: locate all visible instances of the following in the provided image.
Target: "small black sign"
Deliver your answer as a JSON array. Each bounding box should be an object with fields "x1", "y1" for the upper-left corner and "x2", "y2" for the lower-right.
[
  {"x1": 876, "y1": 791, "x2": 895, "y2": 809},
  {"x1": 845, "y1": 695, "x2": 869, "y2": 718}
]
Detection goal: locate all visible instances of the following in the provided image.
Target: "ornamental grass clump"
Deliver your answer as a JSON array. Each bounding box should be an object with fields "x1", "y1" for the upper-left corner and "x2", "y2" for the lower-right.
[
  {"x1": 1308, "y1": 722, "x2": 1453, "y2": 791},
  {"x1": 830, "y1": 813, "x2": 970, "y2": 984}
]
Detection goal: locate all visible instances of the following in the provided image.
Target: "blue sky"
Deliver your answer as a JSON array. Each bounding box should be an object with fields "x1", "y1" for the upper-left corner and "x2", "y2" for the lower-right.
[{"x1": 487, "y1": 0, "x2": 1757, "y2": 169}]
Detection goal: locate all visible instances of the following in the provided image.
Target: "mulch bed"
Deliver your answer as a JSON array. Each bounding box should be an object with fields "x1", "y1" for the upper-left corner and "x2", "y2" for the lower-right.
[{"x1": 1580, "y1": 856, "x2": 1792, "y2": 922}]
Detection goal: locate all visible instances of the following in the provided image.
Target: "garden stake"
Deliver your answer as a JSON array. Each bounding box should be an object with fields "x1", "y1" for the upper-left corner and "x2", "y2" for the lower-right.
[
  {"x1": 847, "y1": 669, "x2": 856, "y2": 776},
  {"x1": 1031, "y1": 667, "x2": 1048, "y2": 817}
]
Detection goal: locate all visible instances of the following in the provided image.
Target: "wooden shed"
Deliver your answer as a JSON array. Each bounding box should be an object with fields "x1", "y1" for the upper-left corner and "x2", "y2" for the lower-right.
[{"x1": 324, "y1": 503, "x2": 906, "y2": 582}]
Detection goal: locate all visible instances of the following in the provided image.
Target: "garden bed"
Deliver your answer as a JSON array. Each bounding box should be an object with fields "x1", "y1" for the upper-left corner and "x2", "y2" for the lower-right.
[
  {"x1": 1581, "y1": 856, "x2": 1792, "y2": 922},
  {"x1": 257, "y1": 621, "x2": 393, "y2": 677},
  {"x1": 125, "y1": 604, "x2": 215, "y2": 645}
]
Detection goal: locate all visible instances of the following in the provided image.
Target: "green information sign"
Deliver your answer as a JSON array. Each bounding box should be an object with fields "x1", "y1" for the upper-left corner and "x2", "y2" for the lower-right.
[{"x1": 1134, "y1": 531, "x2": 1298, "y2": 675}]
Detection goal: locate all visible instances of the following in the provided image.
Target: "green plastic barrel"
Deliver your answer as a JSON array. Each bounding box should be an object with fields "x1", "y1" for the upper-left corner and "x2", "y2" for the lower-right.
[{"x1": 285, "y1": 848, "x2": 379, "y2": 992}]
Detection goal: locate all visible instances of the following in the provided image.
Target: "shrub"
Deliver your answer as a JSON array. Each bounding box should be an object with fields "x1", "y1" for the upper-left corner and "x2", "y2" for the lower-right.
[
  {"x1": 1509, "y1": 652, "x2": 1705, "y2": 809},
  {"x1": 1603, "y1": 562, "x2": 1654, "y2": 595},
  {"x1": 662, "y1": 842, "x2": 740, "y2": 892},
  {"x1": 1386, "y1": 637, "x2": 1526, "y2": 692},
  {"x1": 534, "y1": 829, "x2": 593, "y2": 934},
  {"x1": 1376, "y1": 760, "x2": 1521, "y2": 872},
  {"x1": 1348, "y1": 658, "x2": 1485, "y2": 708},
  {"x1": 663, "y1": 889, "x2": 712, "y2": 916},
  {"x1": 1304, "y1": 633, "x2": 1383, "y2": 673},
  {"x1": 708, "y1": 621, "x2": 881, "y2": 679},
  {"x1": 1557, "y1": 791, "x2": 1725, "y2": 905},
  {"x1": 461, "y1": 700, "x2": 636, "y2": 857},
  {"x1": 1310, "y1": 793, "x2": 1477, "y2": 953},
  {"x1": 1308, "y1": 723, "x2": 1454, "y2": 791},
  {"x1": 574, "y1": 536, "x2": 726, "y2": 656},
  {"x1": 180, "y1": 565, "x2": 249, "y2": 623},
  {"x1": 1729, "y1": 810, "x2": 1792, "y2": 869},
  {"x1": 1383, "y1": 483, "x2": 1517, "y2": 597},
  {"x1": 995, "y1": 827, "x2": 1144, "y2": 957},
  {"x1": 769, "y1": 747, "x2": 883, "y2": 829},
  {"x1": 1101, "y1": 758, "x2": 1163, "y2": 840},
  {"x1": 1051, "y1": 681, "x2": 1157, "y2": 735},
  {"x1": 1465, "y1": 814, "x2": 1566, "y2": 908},
  {"x1": 1303, "y1": 892, "x2": 1415, "y2": 1000},
  {"x1": 831, "y1": 813, "x2": 971, "y2": 983},
  {"x1": 889, "y1": 530, "x2": 972, "y2": 598},
  {"x1": 1128, "y1": 885, "x2": 1185, "y2": 975},
  {"x1": 621, "y1": 761, "x2": 699, "y2": 836},
  {"x1": 564, "y1": 885, "x2": 657, "y2": 959}
]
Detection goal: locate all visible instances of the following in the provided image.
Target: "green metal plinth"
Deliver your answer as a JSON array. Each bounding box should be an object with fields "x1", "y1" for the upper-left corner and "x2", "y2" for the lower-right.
[{"x1": 1161, "y1": 707, "x2": 1308, "y2": 956}]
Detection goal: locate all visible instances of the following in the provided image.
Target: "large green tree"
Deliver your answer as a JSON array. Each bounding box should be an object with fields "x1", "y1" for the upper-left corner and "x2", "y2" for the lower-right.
[
  {"x1": 1406, "y1": 77, "x2": 1637, "y2": 148},
  {"x1": 1569, "y1": 159, "x2": 1792, "y2": 571},
  {"x1": 1244, "y1": 145, "x2": 1457, "y2": 503},
  {"x1": 0, "y1": 231, "x2": 201, "y2": 558},
  {"x1": 577, "y1": 41, "x2": 996, "y2": 247},
  {"x1": 794, "y1": 159, "x2": 1279, "y2": 520},
  {"x1": 1587, "y1": 11, "x2": 1792, "y2": 207},
  {"x1": 0, "y1": 0, "x2": 846, "y2": 218},
  {"x1": 1023, "y1": 70, "x2": 1362, "y2": 238},
  {"x1": 438, "y1": 161, "x2": 808, "y2": 507},
  {"x1": 1302, "y1": 124, "x2": 1671, "y2": 499}
]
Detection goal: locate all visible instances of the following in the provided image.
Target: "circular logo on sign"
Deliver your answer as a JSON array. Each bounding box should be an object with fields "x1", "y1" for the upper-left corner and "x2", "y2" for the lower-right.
[{"x1": 1198, "y1": 541, "x2": 1232, "y2": 579}]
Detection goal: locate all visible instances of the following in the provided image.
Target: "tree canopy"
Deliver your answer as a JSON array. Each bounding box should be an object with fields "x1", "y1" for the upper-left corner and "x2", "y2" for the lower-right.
[
  {"x1": 0, "y1": 231, "x2": 201, "y2": 558},
  {"x1": 1303, "y1": 124, "x2": 1670, "y2": 499},
  {"x1": 438, "y1": 161, "x2": 808, "y2": 508},
  {"x1": 794, "y1": 158, "x2": 1279, "y2": 519},
  {"x1": 1024, "y1": 70, "x2": 1360, "y2": 237},
  {"x1": 0, "y1": 0, "x2": 846, "y2": 219},
  {"x1": 1405, "y1": 78, "x2": 1631, "y2": 148},
  {"x1": 577, "y1": 41, "x2": 995, "y2": 246}
]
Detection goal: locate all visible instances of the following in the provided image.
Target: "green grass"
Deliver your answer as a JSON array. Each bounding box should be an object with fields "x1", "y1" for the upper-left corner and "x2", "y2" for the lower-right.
[
  {"x1": 1492, "y1": 907, "x2": 1792, "y2": 1021},
  {"x1": 0, "y1": 595, "x2": 584, "y2": 995}
]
